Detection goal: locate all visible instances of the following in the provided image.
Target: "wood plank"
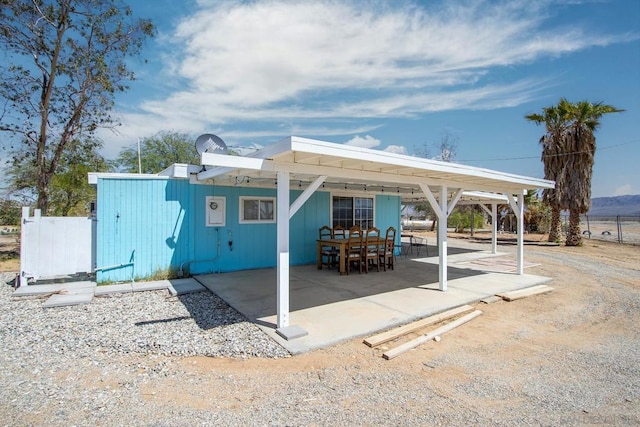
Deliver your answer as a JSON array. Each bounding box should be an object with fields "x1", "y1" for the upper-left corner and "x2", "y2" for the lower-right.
[
  {"x1": 383, "y1": 310, "x2": 483, "y2": 360},
  {"x1": 495, "y1": 284, "x2": 549, "y2": 300},
  {"x1": 363, "y1": 305, "x2": 474, "y2": 348},
  {"x1": 480, "y1": 295, "x2": 502, "y2": 304},
  {"x1": 497, "y1": 285, "x2": 554, "y2": 302}
]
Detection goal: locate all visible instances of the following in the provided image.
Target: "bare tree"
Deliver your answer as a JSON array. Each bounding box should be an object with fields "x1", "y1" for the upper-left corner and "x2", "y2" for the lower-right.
[{"x1": 0, "y1": 0, "x2": 154, "y2": 214}]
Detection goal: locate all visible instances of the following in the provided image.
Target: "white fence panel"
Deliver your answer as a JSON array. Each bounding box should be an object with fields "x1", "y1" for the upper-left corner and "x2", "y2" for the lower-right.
[{"x1": 20, "y1": 207, "x2": 96, "y2": 286}]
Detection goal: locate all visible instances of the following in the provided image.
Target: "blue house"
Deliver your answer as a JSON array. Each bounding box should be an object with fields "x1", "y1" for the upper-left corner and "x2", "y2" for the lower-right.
[
  {"x1": 91, "y1": 170, "x2": 401, "y2": 281},
  {"x1": 89, "y1": 136, "x2": 554, "y2": 337}
]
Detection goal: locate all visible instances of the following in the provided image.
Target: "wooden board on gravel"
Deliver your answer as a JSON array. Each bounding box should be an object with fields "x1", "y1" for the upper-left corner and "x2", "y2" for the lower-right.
[
  {"x1": 383, "y1": 309, "x2": 484, "y2": 360},
  {"x1": 497, "y1": 285, "x2": 554, "y2": 302},
  {"x1": 363, "y1": 304, "x2": 474, "y2": 348}
]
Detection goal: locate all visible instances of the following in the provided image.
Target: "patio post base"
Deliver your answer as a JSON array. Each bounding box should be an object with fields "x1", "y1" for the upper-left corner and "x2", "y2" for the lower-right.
[{"x1": 276, "y1": 325, "x2": 309, "y2": 341}]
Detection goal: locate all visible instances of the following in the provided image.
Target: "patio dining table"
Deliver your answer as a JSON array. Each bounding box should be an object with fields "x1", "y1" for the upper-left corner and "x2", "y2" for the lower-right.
[
  {"x1": 316, "y1": 238, "x2": 349, "y2": 275},
  {"x1": 317, "y1": 237, "x2": 386, "y2": 275}
]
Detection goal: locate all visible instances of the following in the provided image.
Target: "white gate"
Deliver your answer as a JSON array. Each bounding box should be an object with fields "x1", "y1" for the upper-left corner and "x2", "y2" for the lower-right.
[{"x1": 19, "y1": 207, "x2": 96, "y2": 286}]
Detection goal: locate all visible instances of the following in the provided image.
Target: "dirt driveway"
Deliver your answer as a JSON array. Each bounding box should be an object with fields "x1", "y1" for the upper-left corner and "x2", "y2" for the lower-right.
[
  {"x1": 1, "y1": 238, "x2": 639, "y2": 425},
  {"x1": 152, "y1": 239, "x2": 638, "y2": 425}
]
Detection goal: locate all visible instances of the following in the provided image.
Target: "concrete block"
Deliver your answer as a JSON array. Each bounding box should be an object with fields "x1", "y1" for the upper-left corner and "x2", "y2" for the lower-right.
[
  {"x1": 276, "y1": 325, "x2": 309, "y2": 341},
  {"x1": 131, "y1": 281, "x2": 169, "y2": 292},
  {"x1": 94, "y1": 283, "x2": 133, "y2": 296},
  {"x1": 13, "y1": 284, "x2": 63, "y2": 297},
  {"x1": 42, "y1": 293, "x2": 94, "y2": 308},
  {"x1": 13, "y1": 281, "x2": 95, "y2": 297}
]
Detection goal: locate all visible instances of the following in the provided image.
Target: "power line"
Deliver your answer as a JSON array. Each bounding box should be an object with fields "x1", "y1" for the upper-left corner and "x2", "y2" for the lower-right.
[{"x1": 458, "y1": 139, "x2": 640, "y2": 163}]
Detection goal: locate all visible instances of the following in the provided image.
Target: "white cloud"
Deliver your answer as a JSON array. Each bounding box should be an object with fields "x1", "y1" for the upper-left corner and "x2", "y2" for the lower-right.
[
  {"x1": 612, "y1": 184, "x2": 637, "y2": 197},
  {"x1": 384, "y1": 145, "x2": 409, "y2": 155},
  {"x1": 104, "y1": 0, "x2": 635, "y2": 152},
  {"x1": 344, "y1": 135, "x2": 381, "y2": 149}
]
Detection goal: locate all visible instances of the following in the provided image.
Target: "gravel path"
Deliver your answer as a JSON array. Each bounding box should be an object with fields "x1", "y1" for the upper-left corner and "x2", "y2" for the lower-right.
[
  {"x1": 0, "y1": 277, "x2": 288, "y2": 424},
  {"x1": 0, "y1": 278, "x2": 289, "y2": 359}
]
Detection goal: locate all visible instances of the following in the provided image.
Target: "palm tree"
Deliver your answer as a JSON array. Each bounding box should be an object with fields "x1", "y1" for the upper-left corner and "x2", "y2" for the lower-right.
[
  {"x1": 559, "y1": 101, "x2": 623, "y2": 246},
  {"x1": 526, "y1": 99, "x2": 623, "y2": 245},
  {"x1": 525, "y1": 99, "x2": 573, "y2": 242}
]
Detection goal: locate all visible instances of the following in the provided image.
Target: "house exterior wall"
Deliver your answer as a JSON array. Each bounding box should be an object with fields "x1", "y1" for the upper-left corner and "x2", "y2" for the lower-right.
[{"x1": 96, "y1": 177, "x2": 400, "y2": 282}]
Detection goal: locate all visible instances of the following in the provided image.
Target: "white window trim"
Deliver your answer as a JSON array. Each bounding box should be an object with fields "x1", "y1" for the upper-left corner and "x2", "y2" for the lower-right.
[{"x1": 239, "y1": 196, "x2": 277, "y2": 224}]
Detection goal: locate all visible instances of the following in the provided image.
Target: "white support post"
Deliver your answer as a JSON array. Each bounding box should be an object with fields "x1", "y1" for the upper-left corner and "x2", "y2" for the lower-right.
[
  {"x1": 276, "y1": 170, "x2": 290, "y2": 328},
  {"x1": 438, "y1": 186, "x2": 448, "y2": 291},
  {"x1": 418, "y1": 184, "x2": 459, "y2": 292},
  {"x1": 491, "y1": 203, "x2": 498, "y2": 255},
  {"x1": 516, "y1": 192, "x2": 524, "y2": 274},
  {"x1": 478, "y1": 203, "x2": 498, "y2": 255},
  {"x1": 506, "y1": 192, "x2": 525, "y2": 275}
]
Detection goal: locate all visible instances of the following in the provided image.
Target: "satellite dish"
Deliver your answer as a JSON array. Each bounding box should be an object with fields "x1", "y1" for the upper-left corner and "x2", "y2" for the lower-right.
[{"x1": 195, "y1": 133, "x2": 228, "y2": 156}]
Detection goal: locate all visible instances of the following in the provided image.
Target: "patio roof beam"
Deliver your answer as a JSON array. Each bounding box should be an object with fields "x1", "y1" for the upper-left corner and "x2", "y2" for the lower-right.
[
  {"x1": 289, "y1": 175, "x2": 328, "y2": 219},
  {"x1": 448, "y1": 188, "x2": 464, "y2": 214},
  {"x1": 283, "y1": 162, "x2": 531, "y2": 194},
  {"x1": 197, "y1": 159, "x2": 542, "y2": 194}
]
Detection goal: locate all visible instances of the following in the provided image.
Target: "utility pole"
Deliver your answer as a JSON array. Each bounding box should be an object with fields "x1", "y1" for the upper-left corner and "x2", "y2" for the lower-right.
[{"x1": 137, "y1": 138, "x2": 142, "y2": 174}]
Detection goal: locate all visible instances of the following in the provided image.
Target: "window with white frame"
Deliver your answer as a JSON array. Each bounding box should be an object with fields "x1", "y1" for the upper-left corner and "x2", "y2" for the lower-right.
[
  {"x1": 240, "y1": 197, "x2": 276, "y2": 223},
  {"x1": 332, "y1": 196, "x2": 374, "y2": 229}
]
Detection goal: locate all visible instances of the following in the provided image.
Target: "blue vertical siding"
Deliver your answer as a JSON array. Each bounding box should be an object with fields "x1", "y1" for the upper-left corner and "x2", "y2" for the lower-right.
[
  {"x1": 96, "y1": 178, "x2": 192, "y2": 282},
  {"x1": 96, "y1": 177, "x2": 399, "y2": 282},
  {"x1": 376, "y1": 194, "x2": 402, "y2": 251},
  {"x1": 290, "y1": 190, "x2": 331, "y2": 264}
]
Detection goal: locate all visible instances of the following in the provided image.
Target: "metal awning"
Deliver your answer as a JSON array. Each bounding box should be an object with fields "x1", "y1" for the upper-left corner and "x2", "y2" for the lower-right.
[
  {"x1": 190, "y1": 136, "x2": 554, "y2": 336},
  {"x1": 195, "y1": 136, "x2": 554, "y2": 196}
]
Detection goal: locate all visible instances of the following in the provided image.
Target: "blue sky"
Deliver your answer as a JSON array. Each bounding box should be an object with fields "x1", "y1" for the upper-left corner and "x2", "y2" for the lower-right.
[{"x1": 103, "y1": 0, "x2": 640, "y2": 197}]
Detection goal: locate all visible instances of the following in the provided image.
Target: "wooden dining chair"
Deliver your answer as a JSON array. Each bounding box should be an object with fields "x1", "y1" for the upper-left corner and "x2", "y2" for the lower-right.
[
  {"x1": 332, "y1": 225, "x2": 346, "y2": 239},
  {"x1": 318, "y1": 225, "x2": 335, "y2": 269},
  {"x1": 330, "y1": 225, "x2": 346, "y2": 267},
  {"x1": 363, "y1": 227, "x2": 380, "y2": 273},
  {"x1": 346, "y1": 228, "x2": 364, "y2": 274},
  {"x1": 380, "y1": 226, "x2": 396, "y2": 271}
]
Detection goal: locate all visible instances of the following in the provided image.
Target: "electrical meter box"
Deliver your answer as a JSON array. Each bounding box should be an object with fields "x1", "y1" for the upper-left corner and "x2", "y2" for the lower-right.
[{"x1": 205, "y1": 196, "x2": 226, "y2": 227}]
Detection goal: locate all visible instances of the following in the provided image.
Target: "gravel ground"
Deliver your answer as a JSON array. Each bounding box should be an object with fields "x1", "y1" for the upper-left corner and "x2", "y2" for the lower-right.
[{"x1": 0, "y1": 240, "x2": 638, "y2": 426}]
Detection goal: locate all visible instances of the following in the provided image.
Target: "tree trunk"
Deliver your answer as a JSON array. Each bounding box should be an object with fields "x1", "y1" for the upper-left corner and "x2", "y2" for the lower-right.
[
  {"x1": 36, "y1": 178, "x2": 49, "y2": 215},
  {"x1": 548, "y1": 205, "x2": 562, "y2": 242},
  {"x1": 565, "y1": 209, "x2": 583, "y2": 246}
]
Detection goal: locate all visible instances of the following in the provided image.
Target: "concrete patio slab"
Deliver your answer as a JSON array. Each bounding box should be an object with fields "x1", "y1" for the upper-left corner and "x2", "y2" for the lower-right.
[{"x1": 196, "y1": 244, "x2": 551, "y2": 354}]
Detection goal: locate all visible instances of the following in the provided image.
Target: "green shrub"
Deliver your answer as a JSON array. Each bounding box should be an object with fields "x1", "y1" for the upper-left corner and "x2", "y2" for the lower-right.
[{"x1": 448, "y1": 208, "x2": 484, "y2": 232}]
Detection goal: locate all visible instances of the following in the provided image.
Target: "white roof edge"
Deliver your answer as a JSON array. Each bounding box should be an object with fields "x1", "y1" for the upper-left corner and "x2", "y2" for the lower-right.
[
  {"x1": 460, "y1": 191, "x2": 510, "y2": 201},
  {"x1": 87, "y1": 172, "x2": 171, "y2": 183},
  {"x1": 158, "y1": 164, "x2": 202, "y2": 178},
  {"x1": 88, "y1": 164, "x2": 202, "y2": 183},
  {"x1": 247, "y1": 136, "x2": 553, "y2": 189}
]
